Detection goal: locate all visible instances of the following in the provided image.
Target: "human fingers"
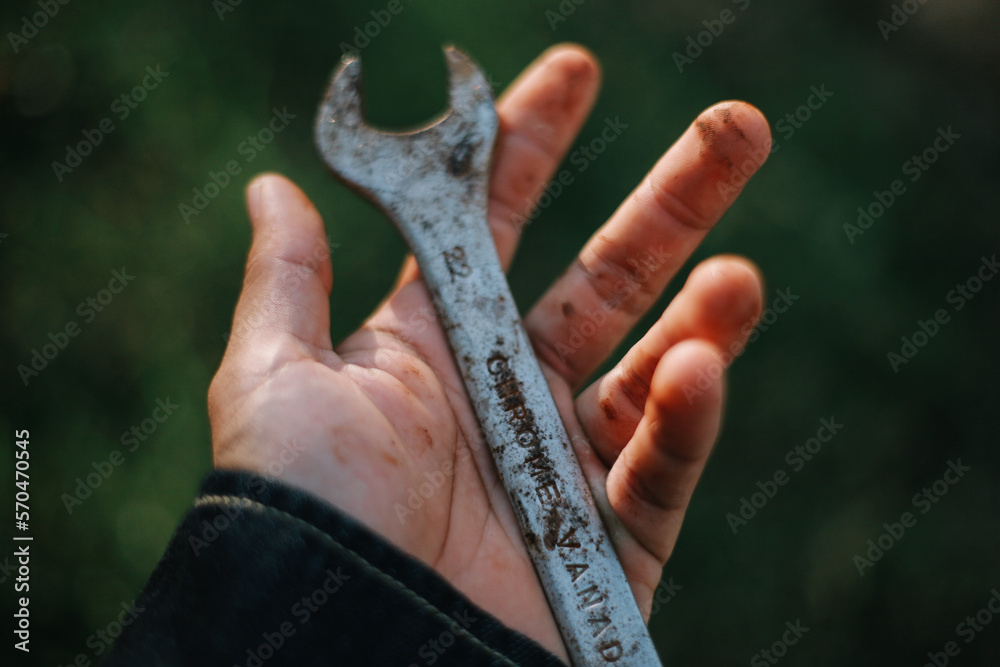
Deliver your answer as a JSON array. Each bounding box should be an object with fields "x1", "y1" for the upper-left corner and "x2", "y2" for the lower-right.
[
  {"x1": 605, "y1": 339, "x2": 726, "y2": 563},
  {"x1": 225, "y1": 173, "x2": 335, "y2": 358},
  {"x1": 526, "y1": 101, "x2": 771, "y2": 389},
  {"x1": 576, "y1": 256, "x2": 762, "y2": 466}
]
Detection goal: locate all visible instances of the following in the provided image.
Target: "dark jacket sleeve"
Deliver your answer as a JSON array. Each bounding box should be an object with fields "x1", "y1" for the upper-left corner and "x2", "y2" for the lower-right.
[{"x1": 105, "y1": 469, "x2": 566, "y2": 667}]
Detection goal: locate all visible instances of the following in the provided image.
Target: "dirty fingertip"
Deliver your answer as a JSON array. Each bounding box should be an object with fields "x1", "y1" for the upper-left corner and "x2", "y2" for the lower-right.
[{"x1": 694, "y1": 101, "x2": 772, "y2": 171}]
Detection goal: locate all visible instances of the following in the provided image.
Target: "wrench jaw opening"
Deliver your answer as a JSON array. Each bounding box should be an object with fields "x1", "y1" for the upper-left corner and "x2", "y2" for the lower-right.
[{"x1": 314, "y1": 46, "x2": 499, "y2": 239}]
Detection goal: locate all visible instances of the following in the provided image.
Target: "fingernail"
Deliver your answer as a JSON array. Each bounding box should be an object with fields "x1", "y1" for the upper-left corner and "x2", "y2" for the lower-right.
[{"x1": 246, "y1": 176, "x2": 268, "y2": 223}]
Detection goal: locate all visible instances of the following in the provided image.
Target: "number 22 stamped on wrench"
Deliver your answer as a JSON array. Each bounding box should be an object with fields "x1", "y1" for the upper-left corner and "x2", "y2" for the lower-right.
[{"x1": 315, "y1": 47, "x2": 662, "y2": 666}]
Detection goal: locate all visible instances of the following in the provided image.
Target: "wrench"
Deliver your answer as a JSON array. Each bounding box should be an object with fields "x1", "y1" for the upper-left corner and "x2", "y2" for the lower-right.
[{"x1": 315, "y1": 46, "x2": 662, "y2": 667}]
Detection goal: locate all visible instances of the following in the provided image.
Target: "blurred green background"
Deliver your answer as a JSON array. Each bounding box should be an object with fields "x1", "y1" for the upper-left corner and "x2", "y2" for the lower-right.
[{"x1": 2, "y1": 0, "x2": 999, "y2": 664}]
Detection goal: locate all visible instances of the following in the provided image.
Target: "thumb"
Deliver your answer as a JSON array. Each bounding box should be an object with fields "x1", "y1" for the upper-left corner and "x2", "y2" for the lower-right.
[{"x1": 227, "y1": 173, "x2": 334, "y2": 353}]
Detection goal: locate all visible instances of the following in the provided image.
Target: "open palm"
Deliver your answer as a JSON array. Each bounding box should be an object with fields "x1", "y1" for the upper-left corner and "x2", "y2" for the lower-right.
[{"x1": 208, "y1": 45, "x2": 771, "y2": 662}]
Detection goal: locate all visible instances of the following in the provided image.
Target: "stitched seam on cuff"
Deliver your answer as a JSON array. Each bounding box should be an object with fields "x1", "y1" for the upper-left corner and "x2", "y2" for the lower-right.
[{"x1": 195, "y1": 494, "x2": 520, "y2": 667}]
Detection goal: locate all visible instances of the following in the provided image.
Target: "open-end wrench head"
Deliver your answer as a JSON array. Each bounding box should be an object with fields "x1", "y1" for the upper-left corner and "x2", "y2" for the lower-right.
[{"x1": 314, "y1": 46, "x2": 498, "y2": 217}]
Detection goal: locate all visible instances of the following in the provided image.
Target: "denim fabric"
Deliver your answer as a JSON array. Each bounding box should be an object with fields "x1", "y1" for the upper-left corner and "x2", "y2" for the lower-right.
[{"x1": 105, "y1": 469, "x2": 566, "y2": 667}]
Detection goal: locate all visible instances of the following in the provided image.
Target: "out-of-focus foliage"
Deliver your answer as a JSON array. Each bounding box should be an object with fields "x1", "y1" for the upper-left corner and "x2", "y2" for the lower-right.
[{"x1": 1, "y1": 1, "x2": 998, "y2": 665}]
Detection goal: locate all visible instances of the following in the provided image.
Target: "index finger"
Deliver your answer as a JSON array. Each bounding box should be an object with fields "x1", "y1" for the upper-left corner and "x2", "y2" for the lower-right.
[{"x1": 525, "y1": 101, "x2": 772, "y2": 389}]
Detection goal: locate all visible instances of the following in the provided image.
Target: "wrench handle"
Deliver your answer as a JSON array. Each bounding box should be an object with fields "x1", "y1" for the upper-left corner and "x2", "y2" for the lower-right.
[{"x1": 399, "y1": 209, "x2": 662, "y2": 667}]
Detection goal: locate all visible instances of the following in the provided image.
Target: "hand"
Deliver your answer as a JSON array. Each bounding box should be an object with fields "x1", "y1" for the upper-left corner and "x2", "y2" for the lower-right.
[{"x1": 208, "y1": 44, "x2": 770, "y2": 661}]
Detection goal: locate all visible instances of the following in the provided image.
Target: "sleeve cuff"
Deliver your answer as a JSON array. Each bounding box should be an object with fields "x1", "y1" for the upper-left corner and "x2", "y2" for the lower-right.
[{"x1": 105, "y1": 468, "x2": 566, "y2": 667}]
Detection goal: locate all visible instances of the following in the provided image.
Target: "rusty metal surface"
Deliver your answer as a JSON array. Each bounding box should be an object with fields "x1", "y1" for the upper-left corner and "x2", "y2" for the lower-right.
[{"x1": 315, "y1": 47, "x2": 662, "y2": 666}]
